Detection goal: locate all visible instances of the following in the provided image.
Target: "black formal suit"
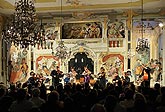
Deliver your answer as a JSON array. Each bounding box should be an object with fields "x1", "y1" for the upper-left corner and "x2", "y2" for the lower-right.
[{"x1": 50, "y1": 70, "x2": 63, "y2": 87}]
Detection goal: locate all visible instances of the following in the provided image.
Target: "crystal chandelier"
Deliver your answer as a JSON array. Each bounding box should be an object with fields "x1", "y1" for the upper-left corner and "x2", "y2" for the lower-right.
[
  {"x1": 136, "y1": 38, "x2": 150, "y2": 54},
  {"x1": 135, "y1": 0, "x2": 150, "y2": 54},
  {"x1": 52, "y1": 0, "x2": 71, "y2": 62},
  {"x1": 3, "y1": 0, "x2": 44, "y2": 48},
  {"x1": 52, "y1": 41, "x2": 71, "y2": 60}
]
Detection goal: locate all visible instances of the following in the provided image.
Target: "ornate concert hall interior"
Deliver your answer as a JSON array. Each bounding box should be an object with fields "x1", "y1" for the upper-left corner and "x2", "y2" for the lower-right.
[{"x1": 0, "y1": 0, "x2": 165, "y2": 88}]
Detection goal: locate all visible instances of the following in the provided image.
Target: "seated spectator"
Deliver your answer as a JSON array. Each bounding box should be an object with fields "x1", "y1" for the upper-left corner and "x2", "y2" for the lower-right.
[
  {"x1": 9, "y1": 88, "x2": 35, "y2": 112},
  {"x1": 29, "y1": 88, "x2": 45, "y2": 108},
  {"x1": 90, "y1": 103, "x2": 106, "y2": 112},
  {"x1": 133, "y1": 93, "x2": 150, "y2": 112},
  {"x1": 63, "y1": 97, "x2": 75, "y2": 112},
  {"x1": 40, "y1": 90, "x2": 63, "y2": 112},
  {"x1": 156, "y1": 87, "x2": 165, "y2": 105},
  {"x1": 104, "y1": 95, "x2": 126, "y2": 112},
  {"x1": 0, "y1": 84, "x2": 14, "y2": 112},
  {"x1": 119, "y1": 89, "x2": 134, "y2": 110}
]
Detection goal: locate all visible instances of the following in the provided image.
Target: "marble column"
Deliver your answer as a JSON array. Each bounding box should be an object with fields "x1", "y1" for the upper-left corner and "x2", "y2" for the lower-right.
[
  {"x1": 0, "y1": 15, "x2": 5, "y2": 84},
  {"x1": 162, "y1": 27, "x2": 165, "y2": 86},
  {"x1": 0, "y1": 16, "x2": 2, "y2": 82}
]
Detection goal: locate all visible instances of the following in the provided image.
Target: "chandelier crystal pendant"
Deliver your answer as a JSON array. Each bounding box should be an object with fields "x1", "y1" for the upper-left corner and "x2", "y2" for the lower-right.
[
  {"x1": 34, "y1": 19, "x2": 46, "y2": 48},
  {"x1": 3, "y1": 0, "x2": 42, "y2": 48},
  {"x1": 135, "y1": 0, "x2": 150, "y2": 54}
]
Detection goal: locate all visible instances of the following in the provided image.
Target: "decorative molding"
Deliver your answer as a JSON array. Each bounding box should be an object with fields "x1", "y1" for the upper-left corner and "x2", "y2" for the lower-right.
[
  {"x1": 72, "y1": 12, "x2": 94, "y2": 20},
  {"x1": 123, "y1": 9, "x2": 138, "y2": 30},
  {"x1": 63, "y1": 38, "x2": 102, "y2": 44},
  {"x1": 70, "y1": 43, "x2": 97, "y2": 59}
]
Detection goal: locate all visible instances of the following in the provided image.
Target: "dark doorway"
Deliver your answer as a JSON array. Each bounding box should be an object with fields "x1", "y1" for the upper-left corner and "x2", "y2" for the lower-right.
[{"x1": 68, "y1": 52, "x2": 94, "y2": 76}]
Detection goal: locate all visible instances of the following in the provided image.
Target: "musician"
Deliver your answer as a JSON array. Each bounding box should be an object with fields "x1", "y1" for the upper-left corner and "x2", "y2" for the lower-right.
[
  {"x1": 27, "y1": 71, "x2": 36, "y2": 86},
  {"x1": 140, "y1": 64, "x2": 151, "y2": 87},
  {"x1": 112, "y1": 72, "x2": 121, "y2": 82},
  {"x1": 50, "y1": 66, "x2": 63, "y2": 88},
  {"x1": 64, "y1": 73, "x2": 70, "y2": 84},
  {"x1": 68, "y1": 67, "x2": 78, "y2": 83},
  {"x1": 97, "y1": 67, "x2": 106, "y2": 89},
  {"x1": 121, "y1": 71, "x2": 131, "y2": 85},
  {"x1": 36, "y1": 73, "x2": 46, "y2": 84},
  {"x1": 133, "y1": 59, "x2": 143, "y2": 83},
  {"x1": 82, "y1": 66, "x2": 91, "y2": 83}
]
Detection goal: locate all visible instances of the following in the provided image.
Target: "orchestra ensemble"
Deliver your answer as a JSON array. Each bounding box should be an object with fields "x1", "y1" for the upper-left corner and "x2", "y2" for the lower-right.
[{"x1": 26, "y1": 63, "x2": 153, "y2": 89}]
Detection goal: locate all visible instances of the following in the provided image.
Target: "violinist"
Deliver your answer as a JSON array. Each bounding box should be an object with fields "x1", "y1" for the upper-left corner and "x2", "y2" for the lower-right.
[
  {"x1": 27, "y1": 71, "x2": 37, "y2": 86},
  {"x1": 50, "y1": 66, "x2": 63, "y2": 88},
  {"x1": 140, "y1": 64, "x2": 151, "y2": 87},
  {"x1": 97, "y1": 67, "x2": 106, "y2": 88}
]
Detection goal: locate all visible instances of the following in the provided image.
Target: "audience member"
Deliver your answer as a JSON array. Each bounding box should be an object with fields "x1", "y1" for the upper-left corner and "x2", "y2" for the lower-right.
[
  {"x1": 9, "y1": 88, "x2": 35, "y2": 112},
  {"x1": 29, "y1": 88, "x2": 45, "y2": 108}
]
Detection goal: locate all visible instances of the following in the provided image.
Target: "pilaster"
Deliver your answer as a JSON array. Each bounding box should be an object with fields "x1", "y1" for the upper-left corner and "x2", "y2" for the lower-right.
[{"x1": 162, "y1": 27, "x2": 165, "y2": 86}]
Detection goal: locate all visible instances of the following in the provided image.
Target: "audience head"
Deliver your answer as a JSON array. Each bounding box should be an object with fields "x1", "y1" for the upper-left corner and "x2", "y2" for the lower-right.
[
  {"x1": 104, "y1": 95, "x2": 117, "y2": 112},
  {"x1": 133, "y1": 93, "x2": 147, "y2": 112},
  {"x1": 0, "y1": 84, "x2": 7, "y2": 97},
  {"x1": 16, "y1": 88, "x2": 27, "y2": 101},
  {"x1": 125, "y1": 89, "x2": 134, "y2": 100},
  {"x1": 32, "y1": 88, "x2": 40, "y2": 97},
  {"x1": 63, "y1": 97, "x2": 74, "y2": 112},
  {"x1": 47, "y1": 90, "x2": 59, "y2": 103},
  {"x1": 160, "y1": 87, "x2": 165, "y2": 95},
  {"x1": 134, "y1": 93, "x2": 147, "y2": 103},
  {"x1": 154, "y1": 83, "x2": 160, "y2": 90},
  {"x1": 49, "y1": 85, "x2": 55, "y2": 92},
  {"x1": 90, "y1": 103, "x2": 106, "y2": 112}
]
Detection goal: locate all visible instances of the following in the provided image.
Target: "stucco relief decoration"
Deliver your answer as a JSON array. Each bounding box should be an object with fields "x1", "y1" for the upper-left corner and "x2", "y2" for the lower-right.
[
  {"x1": 36, "y1": 56, "x2": 59, "y2": 76},
  {"x1": 45, "y1": 24, "x2": 58, "y2": 40},
  {"x1": 107, "y1": 21, "x2": 125, "y2": 38},
  {"x1": 71, "y1": 41, "x2": 96, "y2": 60},
  {"x1": 62, "y1": 22, "x2": 102, "y2": 39},
  {"x1": 43, "y1": 24, "x2": 58, "y2": 49},
  {"x1": 72, "y1": 12, "x2": 94, "y2": 20},
  {"x1": 102, "y1": 54, "x2": 124, "y2": 78}
]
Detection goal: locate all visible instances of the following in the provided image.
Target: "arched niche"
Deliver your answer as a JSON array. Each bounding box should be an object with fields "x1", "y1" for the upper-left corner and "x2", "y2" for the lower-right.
[{"x1": 67, "y1": 43, "x2": 97, "y2": 75}]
